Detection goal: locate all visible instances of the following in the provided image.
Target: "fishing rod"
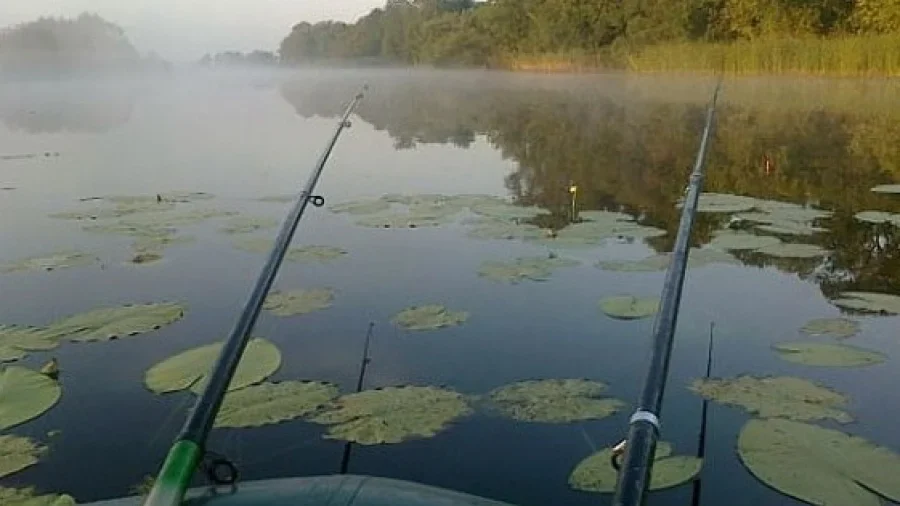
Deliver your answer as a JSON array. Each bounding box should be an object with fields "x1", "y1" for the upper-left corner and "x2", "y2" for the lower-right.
[
  {"x1": 340, "y1": 322, "x2": 375, "y2": 474},
  {"x1": 142, "y1": 85, "x2": 367, "y2": 506},
  {"x1": 611, "y1": 79, "x2": 722, "y2": 506}
]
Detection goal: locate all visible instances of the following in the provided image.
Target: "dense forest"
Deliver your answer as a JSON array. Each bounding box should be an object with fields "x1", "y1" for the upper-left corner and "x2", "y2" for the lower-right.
[
  {"x1": 0, "y1": 13, "x2": 160, "y2": 73},
  {"x1": 280, "y1": 73, "x2": 900, "y2": 296},
  {"x1": 279, "y1": 0, "x2": 900, "y2": 74}
]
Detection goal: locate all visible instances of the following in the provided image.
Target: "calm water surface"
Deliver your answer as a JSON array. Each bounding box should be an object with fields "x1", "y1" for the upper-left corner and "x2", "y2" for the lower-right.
[{"x1": 1, "y1": 69, "x2": 899, "y2": 506}]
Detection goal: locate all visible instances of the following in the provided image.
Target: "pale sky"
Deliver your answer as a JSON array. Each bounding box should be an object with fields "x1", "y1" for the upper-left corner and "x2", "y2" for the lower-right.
[{"x1": 1, "y1": 0, "x2": 385, "y2": 61}]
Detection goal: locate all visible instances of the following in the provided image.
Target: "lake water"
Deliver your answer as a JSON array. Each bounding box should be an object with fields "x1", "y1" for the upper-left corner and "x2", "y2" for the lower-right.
[{"x1": 2, "y1": 69, "x2": 900, "y2": 506}]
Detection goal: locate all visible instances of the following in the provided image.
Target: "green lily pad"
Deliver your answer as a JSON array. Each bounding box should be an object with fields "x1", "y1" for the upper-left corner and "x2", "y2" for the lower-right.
[
  {"x1": 219, "y1": 216, "x2": 278, "y2": 234},
  {"x1": 466, "y1": 219, "x2": 545, "y2": 241},
  {"x1": 144, "y1": 338, "x2": 281, "y2": 394},
  {"x1": 0, "y1": 326, "x2": 59, "y2": 363},
  {"x1": 478, "y1": 256, "x2": 579, "y2": 284},
  {"x1": 469, "y1": 201, "x2": 548, "y2": 221},
  {"x1": 310, "y1": 385, "x2": 472, "y2": 445},
  {"x1": 569, "y1": 441, "x2": 701, "y2": 493},
  {"x1": 118, "y1": 209, "x2": 236, "y2": 229},
  {"x1": 755, "y1": 222, "x2": 828, "y2": 236},
  {"x1": 537, "y1": 221, "x2": 666, "y2": 248},
  {"x1": 689, "y1": 193, "x2": 759, "y2": 213},
  {"x1": 1, "y1": 251, "x2": 97, "y2": 273},
  {"x1": 50, "y1": 200, "x2": 176, "y2": 220},
  {"x1": 0, "y1": 366, "x2": 62, "y2": 430},
  {"x1": 871, "y1": 184, "x2": 900, "y2": 194},
  {"x1": 738, "y1": 418, "x2": 900, "y2": 506},
  {"x1": 233, "y1": 239, "x2": 346, "y2": 262},
  {"x1": 599, "y1": 295, "x2": 660, "y2": 320},
  {"x1": 329, "y1": 199, "x2": 392, "y2": 215},
  {"x1": 690, "y1": 376, "x2": 851, "y2": 423},
  {"x1": 578, "y1": 210, "x2": 636, "y2": 223},
  {"x1": 0, "y1": 435, "x2": 46, "y2": 478},
  {"x1": 0, "y1": 487, "x2": 75, "y2": 506},
  {"x1": 45, "y1": 303, "x2": 185, "y2": 342},
  {"x1": 214, "y1": 381, "x2": 339, "y2": 428},
  {"x1": 755, "y1": 243, "x2": 827, "y2": 258},
  {"x1": 831, "y1": 291, "x2": 900, "y2": 315},
  {"x1": 772, "y1": 342, "x2": 885, "y2": 367},
  {"x1": 82, "y1": 222, "x2": 176, "y2": 239},
  {"x1": 597, "y1": 248, "x2": 738, "y2": 272},
  {"x1": 105, "y1": 192, "x2": 214, "y2": 204},
  {"x1": 354, "y1": 212, "x2": 446, "y2": 229},
  {"x1": 392, "y1": 305, "x2": 468, "y2": 331},
  {"x1": 854, "y1": 211, "x2": 900, "y2": 226},
  {"x1": 708, "y1": 232, "x2": 781, "y2": 251},
  {"x1": 489, "y1": 379, "x2": 624, "y2": 423},
  {"x1": 263, "y1": 289, "x2": 334, "y2": 317},
  {"x1": 800, "y1": 318, "x2": 860, "y2": 339}
]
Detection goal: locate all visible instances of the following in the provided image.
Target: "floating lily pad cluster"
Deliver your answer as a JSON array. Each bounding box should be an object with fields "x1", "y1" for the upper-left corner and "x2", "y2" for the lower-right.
[
  {"x1": 392, "y1": 305, "x2": 468, "y2": 331},
  {"x1": 478, "y1": 256, "x2": 579, "y2": 284},
  {"x1": 569, "y1": 441, "x2": 701, "y2": 493},
  {"x1": 688, "y1": 193, "x2": 831, "y2": 237},
  {"x1": 855, "y1": 210, "x2": 900, "y2": 226},
  {"x1": 233, "y1": 239, "x2": 347, "y2": 263},
  {"x1": 830, "y1": 291, "x2": 900, "y2": 314},
  {"x1": 263, "y1": 289, "x2": 334, "y2": 317},
  {"x1": 488, "y1": 379, "x2": 624, "y2": 423},
  {"x1": 1, "y1": 251, "x2": 97, "y2": 273},
  {"x1": 599, "y1": 295, "x2": 660, "y2": 320},
  {"x1": 871, "y1": 184, "x2": 900, "y2": 194},
  {"x1": 597, "y1": 248, "x2": 739, "y2": 272},
  {"x1": 771, "y1": 316, "x2": 885, "y2": 367}
]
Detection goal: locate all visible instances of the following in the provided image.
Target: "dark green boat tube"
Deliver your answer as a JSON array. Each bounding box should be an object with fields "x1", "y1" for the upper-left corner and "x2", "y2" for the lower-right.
[
  {"x1": 611, "y1": 80, "x2": 722, "y2": 506},
  {"x1": 142, "y1": 85, "x2": 366, "y2": 506}
]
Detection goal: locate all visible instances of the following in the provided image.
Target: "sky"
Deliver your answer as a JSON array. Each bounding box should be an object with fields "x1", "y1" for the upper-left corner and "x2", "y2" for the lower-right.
[{"x1": 1, "y1": 0, "x2": 385, "y2": 61}]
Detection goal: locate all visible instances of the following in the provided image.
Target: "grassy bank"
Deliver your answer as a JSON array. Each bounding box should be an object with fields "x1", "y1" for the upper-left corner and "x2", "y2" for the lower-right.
[{"x1": 503, "y1": 35, "x2": 900, "y2": 76}]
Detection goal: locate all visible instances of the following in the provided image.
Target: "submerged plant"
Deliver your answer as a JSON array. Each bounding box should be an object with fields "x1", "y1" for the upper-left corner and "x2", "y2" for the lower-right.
[
  {"x1": 772, "y1": 342, "x2": 886, "y2": 367},
  {"x1": 310, "y1": 385, "x2": 472, "y2": 445},
  {"x1": 0, "y1": 366, "x2": 62, "y2": 430},
  {"x1": 263, "y1": 289, "x2": 334, "y2": 317},
  {"x1": 599, "y1": 295, "x2": 660, "y2": 320},
  {"x1": 144, "y1": 338, "x2": 281, "y2": 394},
  {"x1": 1, "y1": 251, "x2": 97, "y2": 273},
  {"x1": 738, "y1": 418, "x2": 900, "y2": 506},
  {"x1": 478, "y1": 256, "x2": 579, "y2": 284},
  {"x1": 0, "y1": 435, "x2": 46, "y2": 478},
  {"x1": 488, "y1": 379, "x2": 624, "y2": 423},
  {"x1": 800, "y1": 317, "x2": 860, "y2": 339},
  {"x1": 392, "y1": 305, "x2": 468, "y2": 331},
  {"x1": 569, "y1": 441, "x2": 701, "y2": 493},
  {"x1": 215, "y1": 381, "x2": 339, "y2": 428},
  {"x1": 690, "y1": 376, "x2": 851, "y2": 423}
]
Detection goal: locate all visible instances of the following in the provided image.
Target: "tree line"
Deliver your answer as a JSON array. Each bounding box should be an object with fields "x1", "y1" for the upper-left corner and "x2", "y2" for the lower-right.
[{"x1": 278, "y1": 0, "x2": 900, "y2": 73}]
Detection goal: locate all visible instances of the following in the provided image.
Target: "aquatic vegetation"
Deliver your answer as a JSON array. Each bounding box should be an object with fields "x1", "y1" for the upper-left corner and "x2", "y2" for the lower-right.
[
  {"x1": 0, "y1": 435, "x2": 46, "y2": 478},
  {"x1": 578, "y1": 210, "x2": 636, "y2": 223},
  {"x1": 597, "y1": 248, "x2": 739, "y2": 272},
  {"x1": 257, "y1": 194, "x2": 295, "y2": 203},
  {"x1": 465, "y1": 219, "x2": 545, "y2": 241},
  {"x1": 871, "y1": 184, "x2": 900, "y2": 194},
  {"x1": 233, "y1": 239, "x2": 346, "y2": 262},
  {"x1": 536, "y1": 221, "x2": 666, "y2": 247},
  {"x1": 738, "y1": 418, "x2": 900, "y2": 506},
  {"x1": 690, "y1": 193, "x2": 759, "y2": 213},
  {"x1": 772, "y1": 342, "x2": 885, "y2": 367},
  {"x1": 219, "y1": 216, "x2": 278, "y2": 234},
  {"x1": 0, "y1": 366, "x2": 62, "y2": 430},
  {"x1": 755, "y1": 222, "x2": 828, "y2": 236},
  {"x1": 469, "y1": 201, "x2": 547, "y2": 221},
  {"x1": 569, "y1": 441, "x2": 701, "y2": 493},
  {"x1": 0, "y1": 326, "x2": 58, "y2": 363},
  {"x1": 354, "y1": 212, "x2": 446, "y2": 229},
  {"x1": 329, "y1": 198, "x2": 392, "y2": 215},
  {"x1": 477, "y1": 256, "x2": 579, "y2": 284},
  {"x1": 82, "y1": 222, "x2": 176, "y2": 239},
  {"x1": 118, "y1": 209, "x2": 236, "y2": 228},
  {"x1": 50, "y1": 200, "x2": 176, "y2": 220},
  {"x1": 263, "y1": 289, "x2": 334, "y2": 317},
  {"x1": 755, "y1": 243, "x2": 826, "y2": 258},
  {"x1": 599, "y1": 295, "x2": 660, "y2": 320},
  {"x1": 830, "y1": 291, "x2": 900, "y2": 314},
  {"x1": 0, "y1": 487, "x2": 75, "y2": 506},
  {"x1": 104, "y1": 192, "x2": 214, "y2": 204},
  {"x1": 46, "y1": 303, "x2": 185, "y2": 342},
  {"x1": 800, "y1": 317, "x2": 860, "y2": 339},
  {"x1": 214, "y1": 381, "x2": 339, "y2": 428},
  {"x1": 488, "y1": 379, "x2": 624, "y2": 423},
  {"x1": 130, "y1": 252, "x2": 163, "y2": 265},
  {"x1": 392, "y1": 305, "x2": 469, "y2": 331},
  {"x1": 690, "y1": 376, "x2": 851, "y2": 423},
  {"x1": 310, "y1": 385, "x2": 472, "y2": 445},
  {"x1": 144, "y1": 338, "x2": 281, "y2": 394},
  {"x1": 854, "y1": 211, "x2": 900, "y2": 226},
  {"x1": 707, "y1": 232, "x2": 781, "y2": 251},
  {"x1": 1, "y1": 251, "x2": 96, "y2": 273}
]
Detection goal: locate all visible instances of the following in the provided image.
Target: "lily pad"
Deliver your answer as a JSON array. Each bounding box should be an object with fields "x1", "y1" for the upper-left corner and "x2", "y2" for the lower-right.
[
  {"x1": 310, "y1": 385, "x2": 472, "y2": 445},
  {"x1": 0, "y1": 326, "x2": 59, "y2": 363},
  {"x1": 689, "y1": 193, "x2": 759, "y2": 213},
  {"x1": 118, "y1": 209, "x2": 236, "y2": 228},
  {"x1": 569, "y1": 441, "x2": 701, "y2": 493},
  {"x1": 392, "y1": 305, "x2": 468, "y2": 331},
  {"x1": 105, "y1": 192, "x2": 214, "y2": 204},
  {"x1": 466, "y1": 219, "x2": 545, "y2": 241},
  {"x1": 854, "y1": 211, "x2": 900, "y2": 226},
  {"x1": 219, "y1": 216, "x2": 278, "y2": 234},
  {"x1": 83, "y1": 222, "x2": 176, "y2": 239},
  {"x1": 0, "y1": 435, "x2": 46, "y2": 478},
  {"x1": 538, "y1": 221, "x2": 666, "y2": 247},
  {"x1": 329, "y1": 199, "x2": 392, "y2": 215},
  {"x1": 708, "y1": 232, "x2": 781, "y2": 251},
  {"x1": 1, "y1": 251, "x2": 97, "y2": 273},
  {"x1": 233, "y1": 239, "x2": 346, "y2": 262},
  {"x1": 871, "y1": 184, "x2": 900, "y2": 194},
  {"x1": 772, "y1": 342, "x2": 886, "y2": 367},
  {"x1": 738, "y1": 418, "x2": 900, "y2": 506},
  {"x1": 45, "y1": 303, "x2": 185, "y2": 342},
  {"x1": 354, "y1": 212, "x2": 446, "y2": 229},
  {"x1": 263, "y1": 289, "x2": 334, "y2": 317},
  {"x1": 755, "y1": 222, "x2": 828, "y2": 236},
  {"x1": 144, "y1": 338, "x2": 281, "y2": 394},
  {"x1": 469, "y1": 201, "x2": 548, "y2": 221},
  {"x1": 50, "y1": 200, "x2": 176, "y2": 220},
  {"x1": 690, "y1": 376, "x2": 851, "y2": 423},
  {"x1": 478, "y1": 256, "x2": 579, "y2": 284},
  {"x1": 755, "y1": 243, "x2": 826, "y2": 258},
  {"x1": 800, "y1": 318, "x2": 860, "y2": 339},
  {"x1": 597, "y1": 248, "x2": 738, "y2": 272},
  {"x1": 214, "y1": 381, "x2": 339, "y2": 428},
  {"x1": 830, "y1": 291, "x2": 900, "y2": 315},
  {"x1": 599, "y1": 295, "x2": 660, "y2": 320},
  {"x1": 0, "y1": 366, "x2": 62, "y2": 430},
  {"x1": 0, "y1": 487, "x2": 75, "y2": 506},
  {"x1": 489, "y1": 379, "x2": 624, "y2": 423}
]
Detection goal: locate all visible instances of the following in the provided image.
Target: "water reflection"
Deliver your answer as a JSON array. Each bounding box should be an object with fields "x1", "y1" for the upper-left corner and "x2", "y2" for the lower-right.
[
  {"x1": 0, "y1": 83, "x2": 135, "y2": 133},
  {"x1": 280, "y1": 73, "x2": 900, "y2": 299}
]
